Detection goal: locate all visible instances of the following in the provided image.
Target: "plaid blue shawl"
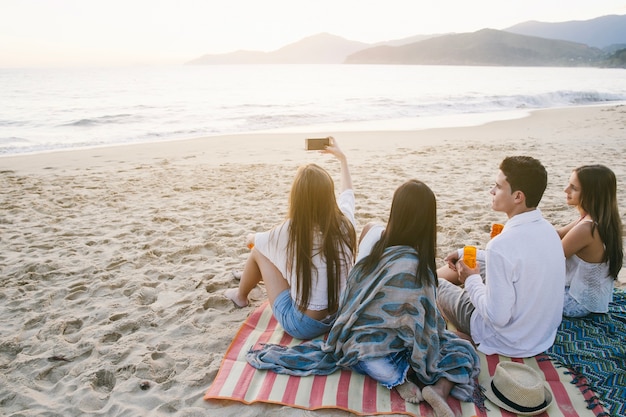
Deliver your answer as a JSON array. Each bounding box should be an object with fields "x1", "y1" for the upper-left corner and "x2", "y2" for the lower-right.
[{"x1": 247, "y1": 245, "x2": 480, "y2": 402}]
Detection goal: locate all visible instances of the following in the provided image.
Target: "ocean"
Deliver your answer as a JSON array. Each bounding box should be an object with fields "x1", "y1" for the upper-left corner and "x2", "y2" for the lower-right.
[{"x1": 1, "y1": 64, "x2": 626, "y2": 156}]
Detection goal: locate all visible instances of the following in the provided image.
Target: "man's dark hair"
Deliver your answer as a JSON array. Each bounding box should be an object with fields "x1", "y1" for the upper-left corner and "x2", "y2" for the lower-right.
[{"x1": 499, "y1": 156, "x2": 547, "y2": 208}]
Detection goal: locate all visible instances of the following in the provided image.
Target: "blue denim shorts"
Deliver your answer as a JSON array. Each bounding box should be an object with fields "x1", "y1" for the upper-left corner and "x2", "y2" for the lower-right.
[
  {"x1": 351, "y1": 351, "x2": 410, "y2": 389},
  {"x1": 563, "y1": 286, "x2": 591, "y2": 318},
  {"x1": 272, "y1": 289, "x2": 334, "y2": 340}
]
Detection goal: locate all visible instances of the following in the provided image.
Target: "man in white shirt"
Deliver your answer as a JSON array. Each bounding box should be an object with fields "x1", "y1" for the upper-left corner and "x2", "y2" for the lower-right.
[{"x1": 436, "y1": 156, "x2": 565, "y2": 358}]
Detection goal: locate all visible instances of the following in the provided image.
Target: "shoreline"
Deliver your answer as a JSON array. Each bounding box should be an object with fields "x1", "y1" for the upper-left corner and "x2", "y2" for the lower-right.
[
  {"x1": 1, "y1": 103, "x2": 625, "y2": 416},
  {"x1": 1, "y1": 103, "x2": 624, "y2": 173},
  {"x1": 1, "y1": 106, "x2": 537, "y2": 160}
]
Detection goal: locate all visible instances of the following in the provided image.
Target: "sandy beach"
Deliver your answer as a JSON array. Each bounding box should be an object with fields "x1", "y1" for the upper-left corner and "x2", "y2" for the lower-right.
[{"x1": 1, "y1": 104, "x2": 625, "y2": 417}]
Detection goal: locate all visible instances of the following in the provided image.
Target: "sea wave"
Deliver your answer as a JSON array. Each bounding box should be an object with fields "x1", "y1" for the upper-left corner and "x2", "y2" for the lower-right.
[
  {"x1": 2, "y1": 65, "x2": 626, "y2": 156},
  {"x1": 424, "y1": 90, "x2": 626, "y2": 113},
  {"x1": 60, "y1": 113, "x2": 140, "y2": 127}
]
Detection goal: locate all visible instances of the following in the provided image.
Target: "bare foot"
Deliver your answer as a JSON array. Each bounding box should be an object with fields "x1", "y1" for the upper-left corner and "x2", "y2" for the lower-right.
[
  {"x1": 395, "y1": 380, "x2": 423, "y2": 403},
  {"x1": 224, "y1": 288, "x2": 248, "y2": 308},
  {"x1": 422, "y1": 386, "x2": 454, "y2": 417}
]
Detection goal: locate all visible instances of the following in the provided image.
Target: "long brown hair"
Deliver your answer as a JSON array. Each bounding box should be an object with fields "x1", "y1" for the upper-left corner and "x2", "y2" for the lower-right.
[
  {"x1": 576, "y1": 165, "x2": 623, "y2": 278},
  {"x1": 361, "y1": 179, "x2": 437, "y2": 286},
  {"x1": 286, "y1": 164, "x2": 356, "y2": 313}
]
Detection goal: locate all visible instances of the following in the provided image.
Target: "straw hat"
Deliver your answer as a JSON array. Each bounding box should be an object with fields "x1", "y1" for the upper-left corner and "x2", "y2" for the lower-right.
[{"x1": 484, "y1": 362, "x2": 553, "y2": 415}]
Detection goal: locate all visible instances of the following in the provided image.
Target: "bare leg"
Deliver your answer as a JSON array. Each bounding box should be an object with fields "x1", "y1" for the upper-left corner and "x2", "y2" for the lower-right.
[
  {"x1": 251, "y1": 249, "x2": 290, "y2": 305},
  {"x1": 422, "y1": 379, "x2": 455, "y2": 417},
  {"x1": 437, "y1": 264, "x2": 462, "y2": 286},
  {"x1": 225, "y1": 248, "x2": 289, "y2": 308},
  {"x1": 395, "y1": 380, "x2": 423, "y2": 403},
  {"x1": 225, "y1": 251, "x2": 260, "y2": 307}
]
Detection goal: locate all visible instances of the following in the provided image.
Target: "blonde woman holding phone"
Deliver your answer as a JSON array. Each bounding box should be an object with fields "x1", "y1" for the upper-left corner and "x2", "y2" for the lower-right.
[{"x1": 226, "y1": 137, "x2": 357, "y2": 339}]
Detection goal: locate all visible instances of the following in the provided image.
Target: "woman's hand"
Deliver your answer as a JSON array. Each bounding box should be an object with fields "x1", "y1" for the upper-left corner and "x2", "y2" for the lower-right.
[
  {"x1": 320, "y1": 136, "x2": 345, "y2": 161},
  {"x1": 320, "y1": 136, "x2": 352, "y2": 192}
]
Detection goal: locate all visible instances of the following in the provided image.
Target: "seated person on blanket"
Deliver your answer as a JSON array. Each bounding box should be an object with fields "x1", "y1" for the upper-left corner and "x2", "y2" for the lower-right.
[
  {"x1": 557, "y1": 164, "x2": 623, "y2": 318},
  {"x1": 436, "y1": 156, "x2": 566, "y2": 358},
  {"x1": 247, "y1": 180, "x2": 480, "y2": 417},
  {"x1": 225, "y1": 137, "x2": 357, "y2": 340}
]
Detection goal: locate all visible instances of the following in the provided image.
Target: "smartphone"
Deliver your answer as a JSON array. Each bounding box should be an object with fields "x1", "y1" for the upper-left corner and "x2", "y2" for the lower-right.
[{"x1": 305, "y1": 137, "x2": 330, "y2": 151}]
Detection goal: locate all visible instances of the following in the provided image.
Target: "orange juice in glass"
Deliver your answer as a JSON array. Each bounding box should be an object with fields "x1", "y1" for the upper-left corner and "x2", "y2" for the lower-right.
[
  {"x1": 463, "y1": 246, "x2": 477, "y2": 268},
  {"x1": 491, "y1": 223, "x2": 504, "y2": 239}
]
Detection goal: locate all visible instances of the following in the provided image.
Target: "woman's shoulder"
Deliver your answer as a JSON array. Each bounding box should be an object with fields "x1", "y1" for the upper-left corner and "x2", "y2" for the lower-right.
[
  {"x1": 261, "y1": 221, "x2": 290, "y2": 239},
  {"x1": 355, "y1": 224, "x2": 385, "y2": 264},
  {"x1": 569, "y1": 218, "x2": 606, "y2": 260},
  {"x1": 359, "y1": 223, "x2": 384, "y2": 242},
  {"x1": 566, "y1": 219, "x2": 595, "y2": 242},
  {"x1": 572, "y1": 218, "x2": 597, "y2": 234}
]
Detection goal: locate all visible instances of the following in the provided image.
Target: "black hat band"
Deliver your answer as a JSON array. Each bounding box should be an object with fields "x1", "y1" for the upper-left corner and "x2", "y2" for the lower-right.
[{"x1": 491, "y1": 381, "x2": 548, "y2": 413}]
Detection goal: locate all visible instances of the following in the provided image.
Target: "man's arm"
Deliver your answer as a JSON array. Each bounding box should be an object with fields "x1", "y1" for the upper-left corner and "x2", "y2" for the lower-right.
[{"x1": 461, "y1": 250, "x2": 515, "y2": 328}]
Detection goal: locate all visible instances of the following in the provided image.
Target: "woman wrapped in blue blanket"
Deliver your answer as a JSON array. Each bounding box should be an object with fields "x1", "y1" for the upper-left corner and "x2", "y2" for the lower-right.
[{"x1": 247, "y1": 180, "x2": 480, "y2": 417}]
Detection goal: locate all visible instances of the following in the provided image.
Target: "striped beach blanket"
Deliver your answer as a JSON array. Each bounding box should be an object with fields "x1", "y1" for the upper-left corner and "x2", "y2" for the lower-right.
[{"x1": 204, "y1": 301, "x2": 606, "y2": 417}]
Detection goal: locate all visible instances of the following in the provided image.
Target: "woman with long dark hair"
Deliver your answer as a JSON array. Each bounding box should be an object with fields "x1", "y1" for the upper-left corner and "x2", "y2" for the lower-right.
[
  {"x1": 559, "y1": 164, "x2": 623, "y2": 317},
  {"x1": 247, "y1": 180, "x2": 480, "y2": 417}
]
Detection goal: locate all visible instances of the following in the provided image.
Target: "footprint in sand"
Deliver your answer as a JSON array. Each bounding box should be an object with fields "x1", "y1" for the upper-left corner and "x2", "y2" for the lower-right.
[
  {"x1": 136, "y1": 351, "x2": 177, "y2": 383},
  {"x1": 65, "y1": 284, "x2": 88, "y2": 301},
  {"x1": 62, "y1": 318, "x2": 83, "y2": 343},
  {"x1": 135, "y1": 287, "x2": 158, "y2": 305},
  {"x1": 23, "y1": 314, "x2": 46, "y2": 330},
  {"x1": 36, "y1": 363, "x2": 69, "y2": 385},
  {"x1": 203, "y1": 294, "x2": 235, "y2": 311},
  {"x1": 62, "y1": 318, "x2": 83, "y2": 333},
  {"x1": 101, "y1": 332, "x2": 122, "y2": 344},
  {"x1": 92, "y1": 369, "x2": 116, "y2": 393},
  {"x1": 0, "y1": 340, "x2": 23, "y2": 365}
]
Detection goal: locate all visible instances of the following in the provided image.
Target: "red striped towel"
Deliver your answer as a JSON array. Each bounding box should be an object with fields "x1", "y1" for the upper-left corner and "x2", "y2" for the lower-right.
[{"x1": 205, "y1": 301, "x2": 605, "y2": 417}]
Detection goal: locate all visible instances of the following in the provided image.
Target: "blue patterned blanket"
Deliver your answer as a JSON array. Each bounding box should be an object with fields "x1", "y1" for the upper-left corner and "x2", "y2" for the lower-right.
[{"x1": 546, "y1": 288, "x2": 626, "y2": 417}]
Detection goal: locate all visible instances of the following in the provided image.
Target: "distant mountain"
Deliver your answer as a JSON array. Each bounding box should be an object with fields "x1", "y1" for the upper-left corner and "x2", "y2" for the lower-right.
[
  {"x1": 187, "y1": 33, "x2": 369, "y2": 65},
  {"x1": 505, "y1": 14, "x2": 626, "y2": 50},
  {"x1": 604, "y1": 44, "x2": 626, "y2": 54},
  {"x1": 344, "y1": 29, "x2": 604, "y2": 66},
  {"x1": 187, "y1": 14, "x2": 625, "y2": 67},
  {"x1": 372, "y1": 34, "x2": 442, "y2": 47},
  {"x1": 604, "y1": 48, "x2": 626, "y2": 68}
]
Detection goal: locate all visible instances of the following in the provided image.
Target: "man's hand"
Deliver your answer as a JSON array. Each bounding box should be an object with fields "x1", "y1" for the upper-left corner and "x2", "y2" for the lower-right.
[
  {"x1": 456, "y1": 260, "x2": 481, "y2": 285},
  {"x1": 444, "y1": 251, "x2": 461, "y2": 271}
]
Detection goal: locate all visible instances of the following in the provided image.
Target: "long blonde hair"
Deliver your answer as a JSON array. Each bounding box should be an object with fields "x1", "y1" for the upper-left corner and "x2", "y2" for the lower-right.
[{"x1": 286, "y1": 164, "x2": 356, "y2": 313}]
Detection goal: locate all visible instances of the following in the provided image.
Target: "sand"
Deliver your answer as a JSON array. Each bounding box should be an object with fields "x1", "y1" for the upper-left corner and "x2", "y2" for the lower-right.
[{"x1": 1, "y1": 104, "x2": 625, "y2": 417}]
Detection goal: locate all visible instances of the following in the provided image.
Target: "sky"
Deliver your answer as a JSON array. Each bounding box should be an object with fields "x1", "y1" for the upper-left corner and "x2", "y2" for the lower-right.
[{"x1": 1, "y1": 0, "x2": 625, "y2": 68}]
